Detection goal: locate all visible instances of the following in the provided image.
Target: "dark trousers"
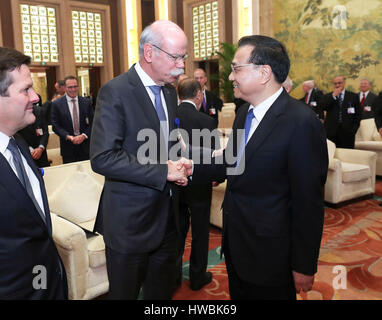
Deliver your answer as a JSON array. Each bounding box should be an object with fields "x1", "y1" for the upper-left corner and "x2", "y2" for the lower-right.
[
  {"x1": 177, "y1": 198, "x2": 211, "y2": 284},
  {"x1": 105, "y1": 222, "x2": 178, "y2": 300},
  {"x1": 223, "y1": 233, "x2": 296, "y2": 300},
  {"x1": 327, "y1": 124, "x2": 355, "y2": 149}
]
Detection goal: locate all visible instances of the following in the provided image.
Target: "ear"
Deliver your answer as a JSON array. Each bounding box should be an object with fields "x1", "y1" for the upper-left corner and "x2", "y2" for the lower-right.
[
  {"x1": 143, "y1": 43, "x2": 155, "y2": 63},
  {"x1": 259, "y1": 65, "x2": 272, "y2": 84}
]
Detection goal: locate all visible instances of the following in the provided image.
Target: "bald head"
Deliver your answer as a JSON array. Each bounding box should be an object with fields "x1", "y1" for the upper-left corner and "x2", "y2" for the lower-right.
[{"x1": 139, "y1": 20, "x2": 188, "y2": 85}]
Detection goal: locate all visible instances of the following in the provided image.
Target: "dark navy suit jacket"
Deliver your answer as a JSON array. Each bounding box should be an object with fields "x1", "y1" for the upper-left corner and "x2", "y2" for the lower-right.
[
  {"x1": 0, "y1": 134, "x2": 67, "y2": 299},
  {"x1": 51, "y1": 95, "x2": 93, "y2": 159}
]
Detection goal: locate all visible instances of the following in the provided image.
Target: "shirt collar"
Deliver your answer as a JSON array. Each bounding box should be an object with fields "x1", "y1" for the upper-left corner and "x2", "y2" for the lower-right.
[
  {"x1": 66, "y1": 94, "x2": 78, "y2": 103},
  {"x1": 135, "y1": 62, "x2": 158, "y2": 88},
  {"x1": 181, "y1": 99, "x2": 197, "y2": 109},
  {"x1": 248, "y1": 87, "x2": 283, "y2": 123},
  {"x1": 0, "y1": 130, "x2": 11, "y2": 155}
]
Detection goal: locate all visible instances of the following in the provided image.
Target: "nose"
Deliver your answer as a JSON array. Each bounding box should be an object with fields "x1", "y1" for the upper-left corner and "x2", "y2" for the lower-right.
[
  {"x1": 228, "y1": 71, "x2": 234, "y2": 81},
  {"x1": 29, "y1": 89, "x2": 39, "y2": 104},
  {"x1": 176, "y1": 59, "x2": 185, "y2": 69}
]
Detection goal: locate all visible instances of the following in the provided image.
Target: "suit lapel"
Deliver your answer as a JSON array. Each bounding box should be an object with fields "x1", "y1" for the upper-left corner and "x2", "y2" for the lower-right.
[
  {"x1": 14, "y1": 135, "x2": 52, "y2": 234},
  {"x1": 0, "y1": 150, "x2": 49, "y2": 234},
  {"x1": 127, "y1": 67, "x2": 162, "y2": 135},
  {"x1": 229, "y1": 90, "x2": 288, "y2": 185},
  {"x1": 163, "y1": 85, "x2": 177, "y2": 134}
]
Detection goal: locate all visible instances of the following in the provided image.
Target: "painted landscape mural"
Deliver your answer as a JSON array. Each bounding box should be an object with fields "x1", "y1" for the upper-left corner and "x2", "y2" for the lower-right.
[{"x1": 273, "y1": 0, "x2": 382, "y2": 98}]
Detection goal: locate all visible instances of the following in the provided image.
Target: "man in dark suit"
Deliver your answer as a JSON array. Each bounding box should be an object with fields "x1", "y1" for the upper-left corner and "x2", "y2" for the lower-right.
[
  {"x1": 90, "y1": 20, "x2": 189, "y2": 300},
  {"x1": 176, "y1": 79, "x2": 220, "y2": 291},
  {"x1": 373, "y1": 91, "x2": 382, "y2": 136},
  {"x1": 300, "y1": 80, "x2": 324, "y2": 120},
  {"x1": 194, "y1": 68, "x2": 223, "y2": 125},
  {"x1": 0, "y1": 47, "x2": 67, "y2": 299},
  {"x1": 51, "y1": 75, "x2": 94, "y2": 163},
  {"x1": 320, "y1": 76, "x2": 362, "y2": 148},
  {"x1": 358, "y1": 78, "x2": 377, "y2": 119},
  {"x1": 181, "y1": 35, "x2": 328, "y2": 300},
  {"x1": 18, "y1": 94, "x2": 50, "y2": 167}
]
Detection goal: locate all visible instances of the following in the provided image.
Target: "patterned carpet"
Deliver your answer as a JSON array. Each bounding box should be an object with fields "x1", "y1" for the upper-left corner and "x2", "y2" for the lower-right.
[{"x1": 173, "y1": 180, "x2": 382, "y2": 300}]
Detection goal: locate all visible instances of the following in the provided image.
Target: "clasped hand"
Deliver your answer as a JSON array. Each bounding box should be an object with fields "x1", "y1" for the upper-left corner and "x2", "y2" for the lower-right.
[{"x1": 167, "y1": 158, "x2": 193, "y2": 187}]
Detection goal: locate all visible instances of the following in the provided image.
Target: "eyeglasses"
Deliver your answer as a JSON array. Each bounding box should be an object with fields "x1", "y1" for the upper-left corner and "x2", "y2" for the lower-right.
[
  {"x1": 230, "y1": 63, "x2": 254, "y2": 73},
  {"x1": 66, "y1": 85, "x2": 78, "y2": 89},
  {"x1": 151, "y1": 44, "x2": 189, "y2": 63}
]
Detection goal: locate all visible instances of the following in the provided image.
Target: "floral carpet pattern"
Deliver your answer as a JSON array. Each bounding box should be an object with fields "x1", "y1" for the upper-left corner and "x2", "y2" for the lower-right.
[{"x1": 173, "y1": 181, "x2": 382, "y2": 300}]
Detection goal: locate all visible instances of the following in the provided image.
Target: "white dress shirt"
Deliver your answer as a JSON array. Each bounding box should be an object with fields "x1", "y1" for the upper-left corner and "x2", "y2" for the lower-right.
[
  {"x1": 0, "y1": 131, "x2": 45, "y2": 214},
  {"x1": 246, "y1": 87, "x2": 283, "y2": 144},
  {"x1": 135, "y1": 62, "x2": 169, "y2": 138}
]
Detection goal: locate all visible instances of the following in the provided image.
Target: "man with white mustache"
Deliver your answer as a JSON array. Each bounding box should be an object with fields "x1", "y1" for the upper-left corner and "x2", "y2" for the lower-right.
[{"x1": 90, "y1": 20, "x2": 189, "y2": 300}]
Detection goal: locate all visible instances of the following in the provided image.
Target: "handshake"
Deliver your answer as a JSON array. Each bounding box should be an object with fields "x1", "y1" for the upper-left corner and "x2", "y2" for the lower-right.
[{"x1": 167, "y1": 157, "x2": 193, "y2": 187}]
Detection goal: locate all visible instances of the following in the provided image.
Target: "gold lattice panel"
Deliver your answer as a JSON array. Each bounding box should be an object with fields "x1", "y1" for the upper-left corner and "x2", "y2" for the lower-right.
[
  {"x1": 72, "y1": 10, "x2": 103, "y2": 64},
  {"x1": 20, "y1": 4, "x2": 59, "y2": 63},
  {"x1": 192, "y1": 1, "x2": 219, "y2": 59}
]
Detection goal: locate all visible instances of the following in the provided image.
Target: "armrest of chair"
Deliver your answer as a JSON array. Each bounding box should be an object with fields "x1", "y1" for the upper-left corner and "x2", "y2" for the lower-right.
[
  {"x1": 355, "y1": 141, "x2": 382, "y2": 151},
  {"x1": 328, "y1": 158, "x2": 341, "y2": 171},
  {"x1": 335, "y1": 148, "x2": 377, "y2": 167},
  {"x1": 51, "y1": 213, "x2": 89, "y2": 300}
]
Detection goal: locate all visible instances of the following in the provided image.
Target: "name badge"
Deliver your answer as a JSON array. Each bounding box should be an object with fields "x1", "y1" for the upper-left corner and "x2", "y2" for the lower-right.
[
  {"x1": 310, "y1": 101, "x2": 317, "y2": 107},
  {"x1": 36, "y1": 128, "x2": 43, "y2": 136},
  {"x1": 347, "y1": 107, "x2": 355, "y2": 114},
  {"x1": 209, "y1": 108, "x2": 216, "y2": 115},
  {"x1": 364, "y1": 106, "x2": 371, "y2": 112}
]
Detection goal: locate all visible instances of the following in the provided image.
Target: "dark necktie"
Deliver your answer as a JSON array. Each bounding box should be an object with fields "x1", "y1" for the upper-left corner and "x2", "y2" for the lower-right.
[
  {"x1": 149, "y1": 85, "x2": 168, "y2": 151},
  {"x1": 305, "y1": 93, "x2": 309, "y2": 104},
  {"x1": 202, "y1": 95, "x2": 207, "y2": 112},
  {"x1": 7, "y1": 138, "x2": 46, "y2": 223},
  {"x1": 236, "y1": 108, "x2": 256, "y2": 170},
  {"x1": 337, "y1": 94, "x2": 343, "y2": 123}
]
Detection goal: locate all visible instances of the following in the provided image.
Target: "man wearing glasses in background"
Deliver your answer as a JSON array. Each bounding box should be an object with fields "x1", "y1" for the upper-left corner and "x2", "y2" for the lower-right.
[
  {"x1": 51, "y1": 75, "x2": 94, "y2": 164},
  {"x1": 90, "y1": 20, "x2": 189, "y2": 299}
]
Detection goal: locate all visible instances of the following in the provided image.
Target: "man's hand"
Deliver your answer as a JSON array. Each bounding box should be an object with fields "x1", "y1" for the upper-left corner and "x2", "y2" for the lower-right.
[
  {"x1": 72, "y1": 134, "x2": 86, "y2": 145},
  {"x1": 31, "y1": 147, "x2": 43, "y2": 160},
  {"x1": 176, "y1": 157, "x2": 193, "y2": 177},
  {"x1": 292, "y1": 270, "x2": 315, "y2": 293},
  {"x1": 332, "y1": 87, "x2": 342, "y2": 98},
  {"x1": 167, "y1": 160, "x2": 188, "y2": 187}
]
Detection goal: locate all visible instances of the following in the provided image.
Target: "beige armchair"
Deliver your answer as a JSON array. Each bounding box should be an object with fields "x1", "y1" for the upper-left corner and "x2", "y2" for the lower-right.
[
  {"x1": 43, "y1": 160, "x2": 108, "y2": 300},
  {"x1": 325, "y1": 139, "x2": 376, "y2": 206},
  {"x1": 355, "y1": 118, "x2": 382, "y2": 175}
]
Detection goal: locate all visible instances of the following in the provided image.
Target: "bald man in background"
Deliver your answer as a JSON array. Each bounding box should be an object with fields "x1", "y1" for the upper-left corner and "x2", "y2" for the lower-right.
[{"x1": 194, "y1": 68, "x2": 223, "y2": 126}]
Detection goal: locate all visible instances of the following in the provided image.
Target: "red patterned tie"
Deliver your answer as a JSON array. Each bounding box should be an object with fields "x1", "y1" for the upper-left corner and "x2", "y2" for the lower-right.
[
  {"x1": 305, "y1": 93, "x2": 309, "y2": 104},
  {"x1": 72, "y1": 99, "x2": 80, "y2": 135},
  {"x1": 360, "y1": 93, "x2": 365, "y2": 107}
]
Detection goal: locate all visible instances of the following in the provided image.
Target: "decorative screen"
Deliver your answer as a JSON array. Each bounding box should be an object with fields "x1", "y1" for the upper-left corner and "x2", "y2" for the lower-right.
[
  {"x1": 72, "y1": 10, "x2": 103, "y2": 64},
  {"x1": 192, "y1": 1, "x2": 219, "y2": 59},
  {"x1": 20, "y1": 4, "x2": 59, "y2": 63}
]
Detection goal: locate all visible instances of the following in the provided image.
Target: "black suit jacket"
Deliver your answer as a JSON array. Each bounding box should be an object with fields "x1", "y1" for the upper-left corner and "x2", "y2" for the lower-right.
[
  {"x1": 359, "y1": 91, "x2": 377, "y2": 119},
  {"x1": 177, "y1": 101, "x2": 219, "y2": 203},
  {"x1": 300, "y1": 88, "x2": 324, "y2": 120},
  {"x1": 321, "y1": 90, "x2": 362, "y2": 139},
  {"x1": 18, "y1": 104, "x2": 50, "y2": 167},
  {"x1": 51, "y1": 95, "x2": 94, "y2": 158},
  {"x1": 192, "y1": 90, "x2": 328, "y2": 286},
  {"x1": 0, "y1": 134, "x2": 67, "y2": 299},
  {"x1": 90, "y1": 65, "x2": 181, "y2": 254},
  {"x1": 373, "y1": 91, "x2": 382, "y2": 130},
  {"x1": 199, "y1": 90, "x2": 223, "y2": 125}
]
